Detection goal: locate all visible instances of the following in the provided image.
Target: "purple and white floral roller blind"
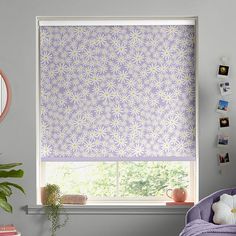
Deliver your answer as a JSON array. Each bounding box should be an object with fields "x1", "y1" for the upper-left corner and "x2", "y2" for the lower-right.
[{"x1": 40, "y1": 25, "x2": 196, "y2": 162}]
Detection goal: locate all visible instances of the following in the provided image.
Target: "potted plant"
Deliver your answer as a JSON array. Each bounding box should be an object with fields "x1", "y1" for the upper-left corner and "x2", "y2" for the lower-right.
[
  {"x1": 0, "y1": 162, "x2": 25, "y2": 212},
  {"x1": 43, "y1": 184, "x2": 68, "y2": 236}
]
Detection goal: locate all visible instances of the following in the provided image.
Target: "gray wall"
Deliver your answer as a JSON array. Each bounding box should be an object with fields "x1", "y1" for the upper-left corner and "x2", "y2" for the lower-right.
[{"x1": 0, "y1": 0, "x2": 236, "y2": 235}]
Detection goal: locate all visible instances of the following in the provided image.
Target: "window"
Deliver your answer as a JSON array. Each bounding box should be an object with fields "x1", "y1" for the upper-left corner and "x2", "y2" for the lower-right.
[
  {"x1": 42, "y1": 161, "x2": 194, "y2": 202},
  {"x1": 37, "y1": 18, "x2": 198, "y2": 204}
]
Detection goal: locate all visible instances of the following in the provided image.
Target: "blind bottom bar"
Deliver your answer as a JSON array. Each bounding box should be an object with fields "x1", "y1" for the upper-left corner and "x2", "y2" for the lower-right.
[{"x1": 41, "y1": 156, "x2": 196, "y2": 162}]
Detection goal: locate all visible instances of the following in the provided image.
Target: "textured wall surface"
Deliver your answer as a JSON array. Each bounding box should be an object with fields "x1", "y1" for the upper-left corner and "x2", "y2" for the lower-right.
[{"x1": 0, "y1": 0, "x2": 236, "y2": 235}]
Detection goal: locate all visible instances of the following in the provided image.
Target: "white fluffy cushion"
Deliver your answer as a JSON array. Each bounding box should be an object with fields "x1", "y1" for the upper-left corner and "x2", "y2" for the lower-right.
[{"x1": 212, "y1": 194, "x2": 236, "y2": 224}]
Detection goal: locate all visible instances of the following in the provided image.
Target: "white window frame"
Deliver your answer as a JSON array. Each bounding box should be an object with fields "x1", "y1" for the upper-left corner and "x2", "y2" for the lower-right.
[{"x1": 36, "y1": 16, "x2": 199, "y2": 205}]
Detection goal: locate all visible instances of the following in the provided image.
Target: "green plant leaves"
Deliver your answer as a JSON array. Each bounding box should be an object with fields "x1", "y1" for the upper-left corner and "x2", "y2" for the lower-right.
[
  {"x1": 0, "y1": 163, "x2": 22, "y2": 170},
  {"x1": 0, "y1": 194, "x2": 12, "y2": 213},
  {"x1": 0, "y1": 182, "x2": 25, "y2": 194},
  {"x1": 43, "y1": 184, "x2": 68, "y2": 236},
  {"x1": 0, "y1": 184, "x2": 12, "y2": 196},
  {"x1": 0, "y1": 169, "x2": 24, "y2": 178},
  {"x1": 0, "y1": 181, "x2": 25, "y2": 213},
  {"x1": 0, "y1": 161, "x2": 24, "y2": 213}
]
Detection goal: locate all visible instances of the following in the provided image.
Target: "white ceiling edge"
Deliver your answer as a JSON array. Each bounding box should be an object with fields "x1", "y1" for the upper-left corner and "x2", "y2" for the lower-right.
[{"x1": 39, "y1": 19, "x2": 195, "y2": 26}]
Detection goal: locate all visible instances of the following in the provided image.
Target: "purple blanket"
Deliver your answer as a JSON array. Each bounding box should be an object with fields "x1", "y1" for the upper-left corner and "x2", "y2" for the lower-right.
[{"x1": 180, "y1": 220, "x2": 236, "y2": 236}]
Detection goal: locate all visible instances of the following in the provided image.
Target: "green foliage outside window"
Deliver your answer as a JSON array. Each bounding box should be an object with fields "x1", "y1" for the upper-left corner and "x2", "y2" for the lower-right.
[{"x1": 45, "y1": 162, "x2": 189, "y2": 198}]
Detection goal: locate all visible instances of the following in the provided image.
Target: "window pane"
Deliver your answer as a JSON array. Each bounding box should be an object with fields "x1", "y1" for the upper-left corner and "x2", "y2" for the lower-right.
[
  {"x1": 44, "y1": 162, "x2": 117, "y2": 197},
  {"x1": 44, "y1": 161, "x2": 190, "y2": 200},
  {"x1": 119, "y1": 162, "x2": 189, "y2": 198}
]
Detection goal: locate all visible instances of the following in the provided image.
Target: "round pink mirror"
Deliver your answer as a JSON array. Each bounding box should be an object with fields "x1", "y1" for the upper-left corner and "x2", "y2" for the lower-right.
[{"x1": 0, "y1": 70, "x2": 11, "y2": 122}]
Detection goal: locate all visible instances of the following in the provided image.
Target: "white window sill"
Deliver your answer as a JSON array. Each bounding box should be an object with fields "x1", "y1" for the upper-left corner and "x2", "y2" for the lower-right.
[{"x1": 27, "y1": 202, "x2": 192, "y2": 215}]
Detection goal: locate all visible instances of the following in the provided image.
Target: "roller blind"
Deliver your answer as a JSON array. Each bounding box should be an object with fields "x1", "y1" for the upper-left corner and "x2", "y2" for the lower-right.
[{"x1": 39, "y1": 22, "x2": 196, "y2": 161}]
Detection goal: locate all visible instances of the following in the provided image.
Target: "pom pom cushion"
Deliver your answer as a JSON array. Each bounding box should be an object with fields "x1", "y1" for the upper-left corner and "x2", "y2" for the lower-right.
[{"x1": 212, "y1": 194, "x2": 236, "y2": 224}]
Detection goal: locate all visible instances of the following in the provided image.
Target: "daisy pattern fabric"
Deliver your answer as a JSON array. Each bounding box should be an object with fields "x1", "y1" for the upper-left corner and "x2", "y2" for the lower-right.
[{"x1": 40, "y1": 25, "x2": 196, "y2": 161}]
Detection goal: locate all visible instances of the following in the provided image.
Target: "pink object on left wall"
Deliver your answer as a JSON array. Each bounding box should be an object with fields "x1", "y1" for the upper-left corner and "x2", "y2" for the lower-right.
[{"x1": 0, "y1": 69, "x2": 11, "y2": 123}]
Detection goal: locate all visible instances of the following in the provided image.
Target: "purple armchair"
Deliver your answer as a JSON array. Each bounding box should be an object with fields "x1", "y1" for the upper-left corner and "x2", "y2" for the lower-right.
[
  {"x1": 186, "y1": 187, "x2": 236, "y2": 224},
  {"x1": 180, "y1": 188, "x2": 236, "y2": 236}
]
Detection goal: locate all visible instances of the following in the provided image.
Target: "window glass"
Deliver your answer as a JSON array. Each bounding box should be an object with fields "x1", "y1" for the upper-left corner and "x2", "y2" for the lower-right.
[{"x1": 44, "y1": 161, "x2": 191, "y2": 200}]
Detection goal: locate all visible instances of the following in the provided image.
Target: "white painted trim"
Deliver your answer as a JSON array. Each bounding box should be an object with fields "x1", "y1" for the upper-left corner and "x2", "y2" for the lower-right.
[
  {"x1": 194, "y1": 18, "x2": 200, "y2": 203},
  {"x1": 188, "y1": 162, "x2": 195, "y2": 202},
  {"x1": 27, "y1": 204, "x2": 191, "y2": 215},
  {"x1": 35, "y1": 17, "x2": 41, "y2": 205},
  {"x1": 39, "y1": 19, "x2": 195, "y2": 26}
]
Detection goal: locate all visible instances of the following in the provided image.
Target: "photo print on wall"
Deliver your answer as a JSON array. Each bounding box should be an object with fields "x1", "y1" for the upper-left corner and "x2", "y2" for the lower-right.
[
  {"x1": 216, "y1": 60, "x2": 231, "y2": 172},
  {"x1": 217, "y1": 100, "x2": 229, "y2": 114},
  {"x1": 219, "y1": 81, "x2": 232, "y2": 96},
  {"x1": 218, "y1": 152, "x2": 230, "y2": 165},
  {"x1": 219, "y1": 117, "x2": 229, "y2": 128},
  {"x1": 217, "y1": 134, "x2": 229, "y2": 147},
  {"x1": 217, "y1": 65, "x2": 230, "y2": 79}
]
